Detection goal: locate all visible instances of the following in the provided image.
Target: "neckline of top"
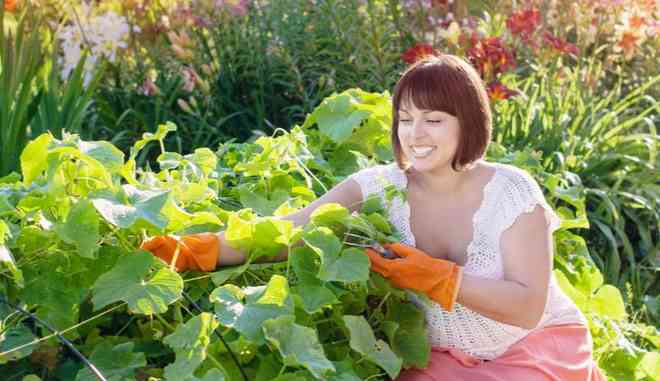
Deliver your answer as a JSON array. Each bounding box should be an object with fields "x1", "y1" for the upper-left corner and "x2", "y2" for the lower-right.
[{"x1": 393, "y1": 161, "x2": 502, "y2": 267}]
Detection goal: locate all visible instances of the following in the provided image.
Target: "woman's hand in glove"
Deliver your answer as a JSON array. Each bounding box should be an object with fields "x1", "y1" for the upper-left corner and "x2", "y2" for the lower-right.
[{"x1": 365, "y1": 243, "x2": 463, "y2": 312}]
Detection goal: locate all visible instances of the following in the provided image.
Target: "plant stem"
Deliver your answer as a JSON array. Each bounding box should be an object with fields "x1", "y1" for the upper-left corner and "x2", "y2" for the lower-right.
[
  {"x1": 368, "y1": 292, "x2": 390, "y2": 324},
  {"x1": 207, "y1": 352, "x2": 228, "y2": 376},
  {"x1": 154, "y1": 313, "x2": 175, "y2": 332},
  {"x1": 0, "y1": 303, "x2": 124, "y2": 358}
]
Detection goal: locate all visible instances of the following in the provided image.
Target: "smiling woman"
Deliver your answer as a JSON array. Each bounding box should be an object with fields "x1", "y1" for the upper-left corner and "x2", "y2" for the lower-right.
[
  {"x1": 351, "y1": 55, "x2": 608, "y2": 380},
  {"x1": 140, "y1": 54, "x2": 607, "y2": 381}
]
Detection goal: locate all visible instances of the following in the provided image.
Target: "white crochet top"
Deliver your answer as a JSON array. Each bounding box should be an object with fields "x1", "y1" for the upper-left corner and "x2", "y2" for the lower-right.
[{"x1": 349, "y1": 161, "x2": 587, "y2": 360}]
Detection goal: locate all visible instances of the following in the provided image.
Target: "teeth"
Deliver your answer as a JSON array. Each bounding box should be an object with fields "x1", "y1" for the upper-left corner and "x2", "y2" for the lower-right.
[{"x1": 411, "y1": 146, "x2": 436, "y2": 157}]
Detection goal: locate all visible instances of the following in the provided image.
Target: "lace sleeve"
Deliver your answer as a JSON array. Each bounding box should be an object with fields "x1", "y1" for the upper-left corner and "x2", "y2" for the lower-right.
[{"x1": 497, "y1": 167, "x2": 562, "y2": 236}]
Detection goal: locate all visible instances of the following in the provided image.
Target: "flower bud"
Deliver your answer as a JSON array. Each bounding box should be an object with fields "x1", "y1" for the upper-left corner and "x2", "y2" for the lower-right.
[{"x1": 177, "y1": 98, "x2": 193, "y2": 114}]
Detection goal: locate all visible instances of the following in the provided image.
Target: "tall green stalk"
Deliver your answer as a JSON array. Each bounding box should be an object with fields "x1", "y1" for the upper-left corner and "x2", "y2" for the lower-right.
[{"x1": 0, "y1": 8, "x2": 46, "y2": 176}]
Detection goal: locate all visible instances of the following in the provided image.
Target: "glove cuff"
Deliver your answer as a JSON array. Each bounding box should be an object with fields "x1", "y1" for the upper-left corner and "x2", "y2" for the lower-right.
[
  {"x1": 428, "y1": 265, "x2": 463, "y2": 312},
  {"x1": 181, "y1": 232, "x2": 221, "y2": 272}
]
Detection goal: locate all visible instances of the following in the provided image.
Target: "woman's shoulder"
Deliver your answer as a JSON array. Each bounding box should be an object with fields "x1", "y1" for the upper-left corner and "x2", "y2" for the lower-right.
[
  {"x1": 487, "y1": 161, "x2": 561, "y2": 231},
  {"x1": 490, "y1": 162, "x2": 543, "y2": 195}
]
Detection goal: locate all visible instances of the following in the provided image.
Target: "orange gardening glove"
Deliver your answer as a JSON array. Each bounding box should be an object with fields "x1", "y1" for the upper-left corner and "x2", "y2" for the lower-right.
[
  {"x1": 140, "y1": 233, "x2": 220, "y2": 272},
  {"x1": 365, "y1": 243, "x2": 463, "y2": 312}
]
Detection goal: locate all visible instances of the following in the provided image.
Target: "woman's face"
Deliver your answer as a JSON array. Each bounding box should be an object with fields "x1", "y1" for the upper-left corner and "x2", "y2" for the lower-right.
[{"x1": 397, "y1": 99, "x2": 461, "y2": 173}]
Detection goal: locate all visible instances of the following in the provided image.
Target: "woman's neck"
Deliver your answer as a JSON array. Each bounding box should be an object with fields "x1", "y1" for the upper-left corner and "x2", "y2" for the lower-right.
[{"x1": 408, "y1": 161, "x2": 481, "y2": 196}]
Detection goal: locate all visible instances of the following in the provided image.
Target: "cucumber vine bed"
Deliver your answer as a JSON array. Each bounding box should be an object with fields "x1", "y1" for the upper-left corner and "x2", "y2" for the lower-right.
[{"x1": 0, "y1": 90, "x2": 657, "y2": 380}]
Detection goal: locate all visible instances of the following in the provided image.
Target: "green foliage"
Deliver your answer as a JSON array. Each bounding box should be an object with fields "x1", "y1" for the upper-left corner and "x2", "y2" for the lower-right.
[
  {"x1": 0, "y1": 88, "x2": 657, "y2": 380},
  {"x1": 91, "y1": 251, "x2": 184, "y2": 315},
  {"x1": 0, "y1": 6, "x2": 101, "y2": 177},
  {"x1": 0, "y1": 8, "x2": 47, "y2": 176},
  {"x1": 75, "y1": 341, "x2": 146, "y2": 381},
  {"x1": 86, "y1": 0, "x2": 406, "y2": 167},
  {"x1": 263, "y1": 315, "x2": 335, "y2": 379},
  {"x1": 163, "y1": 313, "x2": 219, "y2": 380},
  {"x1": 343, "y1": 315, "x2": 401, "y2": 379}
]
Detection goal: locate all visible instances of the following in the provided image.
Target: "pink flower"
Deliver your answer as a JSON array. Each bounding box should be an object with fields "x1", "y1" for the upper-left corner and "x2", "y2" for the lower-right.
[
  {"x1": 401, "y1": 44, "x2": 438, "y2": 64},
  {"x1": 139, "y1": 78, "x2": 160, "y2": 96},
  {"x1": 181, "y1": 67, "x2": 199, "y2": 92}
]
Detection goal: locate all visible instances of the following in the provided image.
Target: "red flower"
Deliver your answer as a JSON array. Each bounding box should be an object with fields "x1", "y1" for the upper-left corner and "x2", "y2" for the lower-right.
[
  {"x1": 487, "y1": 81, "x2": 518, "y2": 101},
  {"x1": 543, "y1": 32, "x2": 579, "y2": 56},
  {"x1": 506, "y1": 9, "x2": 541, "y2": 41},
  {"x1": 466, "y1": 36, "x2": 516, "y2": 81},
  {"x1": 401, "y1": 44, "x2": 438, "y2": 64},
  {"x1": 4, "y1": 0, "x2": 17, "y2": 12}
]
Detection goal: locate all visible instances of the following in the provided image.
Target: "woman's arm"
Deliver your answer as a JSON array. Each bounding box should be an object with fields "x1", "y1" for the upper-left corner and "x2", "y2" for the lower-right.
[
  {"x1": 456, "y1": 205, "x2": 554, "y2": 329},
  {"x1": 216, "y1": 177, "x2": 363, "y2": 266}
]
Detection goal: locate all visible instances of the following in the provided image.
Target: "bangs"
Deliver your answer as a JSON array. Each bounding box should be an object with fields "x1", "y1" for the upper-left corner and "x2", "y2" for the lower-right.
[{"x1": 393, "y1": 61, "x2": 459, "y2": 116}]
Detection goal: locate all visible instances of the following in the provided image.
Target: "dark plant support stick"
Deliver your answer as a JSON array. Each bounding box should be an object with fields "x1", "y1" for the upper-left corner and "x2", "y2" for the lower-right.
[{"x1": 0, "y1": 298, "x2": 107, "y2": 381}]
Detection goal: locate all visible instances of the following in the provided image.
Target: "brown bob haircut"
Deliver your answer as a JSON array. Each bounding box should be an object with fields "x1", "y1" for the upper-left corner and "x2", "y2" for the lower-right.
[{"x1": 392, "y1": 54, "x2": 492, "y2": 171}]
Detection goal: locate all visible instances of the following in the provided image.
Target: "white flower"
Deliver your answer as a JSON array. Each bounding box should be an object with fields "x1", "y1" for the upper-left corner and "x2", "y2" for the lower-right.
[{"x1": 57, "y1": 7, "x2": 135, "y2": 87}]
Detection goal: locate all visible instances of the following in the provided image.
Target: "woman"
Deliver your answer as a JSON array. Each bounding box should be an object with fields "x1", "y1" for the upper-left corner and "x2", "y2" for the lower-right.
[{"x1": 142, "y1": 54, "x2": 606, "y2": 381}]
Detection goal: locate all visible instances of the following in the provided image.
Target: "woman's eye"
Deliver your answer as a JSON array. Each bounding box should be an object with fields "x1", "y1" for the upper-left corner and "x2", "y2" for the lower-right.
[
  {"x1": 427, "y1": 120, "x2": 442, "y2": 123},
  {"x1": 399, "y1": 119, "x2": 412, "y2": 123}
]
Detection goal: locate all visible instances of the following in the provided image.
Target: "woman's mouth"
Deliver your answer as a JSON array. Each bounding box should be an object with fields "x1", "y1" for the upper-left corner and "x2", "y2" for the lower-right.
[{"x1": 410, "y1": 145, "x2": 437, "y2": 158}]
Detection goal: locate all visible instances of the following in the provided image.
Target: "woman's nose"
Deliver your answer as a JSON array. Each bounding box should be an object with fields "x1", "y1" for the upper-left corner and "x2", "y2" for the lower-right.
[{"x1": 411, "y1": 120, "x2": 426, "y2": 139}]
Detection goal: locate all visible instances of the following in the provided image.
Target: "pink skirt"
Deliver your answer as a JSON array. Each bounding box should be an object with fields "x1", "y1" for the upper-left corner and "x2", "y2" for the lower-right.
[{"x1": 396, "y1": 324, "x2": 607, "y2": 381}]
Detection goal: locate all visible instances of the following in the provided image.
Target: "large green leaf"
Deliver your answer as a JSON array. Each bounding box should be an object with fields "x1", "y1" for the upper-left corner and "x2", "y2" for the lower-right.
[
  {"x1": 224, "y1": 213, "x2": 255, "y2": 252},
  {"x1": 75, "y1": 341, "x2": 146, "y2": 381},
  {"x1": 91, "y1": 185, "x2": 170, "y2": 229},
  {"x1": 92, "y1": 251, "x2": 183, "y2": 315},
  {"x1": 343, "y1": 315, "x2": 402, "y2": 379},
  {"x1": 591, "y1": 285, "x2": 626, "y2": 320},
  {"x1": 555, "y1": 270, "x2": 626, "y2": 320},
  {"x1": 78, "y1": 140, "x2": 125, "y2": 174},
  {"x1": 636, "y1": 351, "x2": 660, "y2": 381},
  {"x1": 252, "y1": 218, "x2": 299, "y2": 258},
  {"x1": 54, "y1": 199, "x2": 100, "y2": 258},
  {"x1": 210, "y1": 275, "x2": 293, "y2": 345},
  {"x1": 306, "y1": 93, "x2": 370, "y2": 144},
  {"x1": 328, "y1": 359, "x2": 362, "y2": 381},
  {"x1": 383, "y1": 302, "x2": 430, "y2": 368},
  {"x1": 239, "y1": 184, "x2": 290, "y2": 216},
  {"x1": 163, "y1": 313, "x2": 221, "y2": 380},
  {"x1": 19, "y1": 254, "x2": 88, "y2": 332},
  {"x1": 289, "y1": 247, "x2": 339, "y2": 313},
  {"x1": 20, "y1": 133, "x2": 52, "y2": 185},
  {"x1": 310, "y1": 203, "x2": 350, "y2": 227},
  {"x1": 262, "y1": 315, "x2": 335, "y2": 379},
  {"x1": 303, "y1": 228, "x2": 369, "y2": 283}
]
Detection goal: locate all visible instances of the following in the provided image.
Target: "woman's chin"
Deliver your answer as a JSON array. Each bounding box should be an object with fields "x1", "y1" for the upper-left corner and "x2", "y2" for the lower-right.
[
  {"x1": 409, "y1": 155, "x2": 451, "y2": 172},
  {"x1": 409, "y1": 157, "x2": 444, "y2": 172}
]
